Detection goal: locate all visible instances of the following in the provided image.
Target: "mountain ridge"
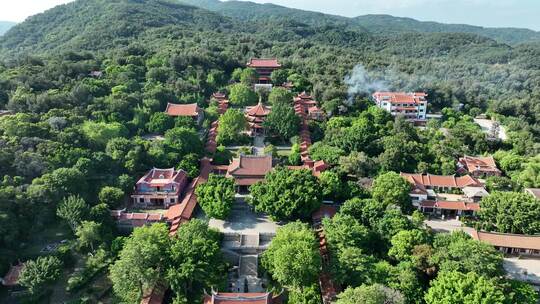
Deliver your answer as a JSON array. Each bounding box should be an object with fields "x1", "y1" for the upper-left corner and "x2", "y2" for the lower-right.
[
  {"x1": 0, "y1": 0, "x2": 233, "y2": 55},
  {"x1": 180, "y1": 0, "x2": 540, "y2": 45}
]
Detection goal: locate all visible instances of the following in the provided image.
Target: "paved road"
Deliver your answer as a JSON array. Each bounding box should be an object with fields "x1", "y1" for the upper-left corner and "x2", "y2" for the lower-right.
[
  {"x1": 208, "y1": 200, "x2": 281, "y2": 234},
  {"x1": 424, "y1": 218, "x2": 475, "y2": 234}
]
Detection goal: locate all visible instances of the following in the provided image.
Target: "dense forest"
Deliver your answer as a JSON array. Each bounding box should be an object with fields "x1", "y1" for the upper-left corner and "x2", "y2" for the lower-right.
[{"x1": 0, "y1": 0, "x2": 539, "y2": 303}]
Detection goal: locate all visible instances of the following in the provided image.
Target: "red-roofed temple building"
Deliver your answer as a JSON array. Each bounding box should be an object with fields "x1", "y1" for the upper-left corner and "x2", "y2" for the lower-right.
[
  {"x1": 294, "y1": 92, "x2": 324, "y2": 121},
  {"x1": 203, "y1": 291, "x2": 283, "y2": 304},
  {"x1": 372, "y1": 92, "x2": 428, "y2": 120},
  {"x1": 165, "y1": 103, "x2": 204, "y2": 125},
  {"x1": 470, "y1": 230, "x2": 540, "y2": 256},
  {"x1": 246, "y1": 58, "x2": 281, "y2": 84},
  {"x1": 245, "y1": 103, "x2": 271, "y2": 136},
  {"x1": 226, "y1": 155, "x2": 273, "y2": 193},
  {"x1": 457, "y1": 155, "x2": 501, "y2": 178},
  {"x1": 132, "y1": 168, "x2": 189, "y2": 208},
  {"x1": 400, "y1": 173, "x2": 486, "y2": 217}
]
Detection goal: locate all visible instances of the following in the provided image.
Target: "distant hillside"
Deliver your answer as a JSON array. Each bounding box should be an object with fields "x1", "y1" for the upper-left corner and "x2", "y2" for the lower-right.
[
  {"x1": 0, "y1": 21, "x2": 16, "y2": 36},
  {"x1": 0, "y1": 0, "x2": 233, "y2": 55},
  {"x1": 179, "y1": 0, "x2": 364, "y2": 30},
  {"x1": 354, "y1": 15, "x2": 540, "y2": 45},
  {"x1": 181, "y1": 0, "x2": 540, "y2": 45}
]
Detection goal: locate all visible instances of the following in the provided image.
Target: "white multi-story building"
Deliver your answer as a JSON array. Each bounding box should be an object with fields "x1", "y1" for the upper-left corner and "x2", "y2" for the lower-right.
[{"x1": 372, "y1": 92, "x2": 428, "y2": 120}]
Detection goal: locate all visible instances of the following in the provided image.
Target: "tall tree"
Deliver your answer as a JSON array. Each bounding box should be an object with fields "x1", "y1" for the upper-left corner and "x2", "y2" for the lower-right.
[
  {"x1": 336, "y1": 284, "x2": 405, "y2": 304},
  {"x1": 262, "y1": 222, "x2": 321, "y2": 290},
  {"x1": 75, "y1": 220, "x2": 102, "y2": 252},
  {"x1": 478, "y1": 191, "x2": 540, "y2": 234},
  {"x1": 264, "y1": 101, "x2": 300, "y2": 142},
  {"x1": 166, "y1": 219, "x2": 226, "y2": 303},
  {"x1": 229, "y1": 83, "x2": 257, "y2": 106},
  {"x1": 249, "y1": 167, "x2": 322, "y2": 221},
  {"x1": 371, "y1": 172, "x2": 412, "y2": 212},
  {"x1": 109, "y1": 223, "x2": 171, "y2": 303},
  {"x1": 425, "y1": 271, "x2": 505, "y2": 304},
  {"x1": 268, "y1": 87, "x2": 293, "y2": 106},
  {"x1": 56, "y1": 195, "x2": 88, "y2": 231},
  {"x1": 19, "y1": 256, "x2": 63, "y2": 294},
  {"x1": 195, "y1": 174, "x2": 235, "y2": 219},
  {"x1": 217, "y1": 109, "x2": 247, "y2": 145}
]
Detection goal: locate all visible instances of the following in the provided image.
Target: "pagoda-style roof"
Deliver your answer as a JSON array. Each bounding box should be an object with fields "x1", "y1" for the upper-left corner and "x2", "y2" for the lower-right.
[{"x1": 246, "y1": 103, "x2": 271, "y2": 117}]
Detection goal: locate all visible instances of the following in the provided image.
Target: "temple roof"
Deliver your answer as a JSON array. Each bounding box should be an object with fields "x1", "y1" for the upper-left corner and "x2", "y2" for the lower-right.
[
  {"x1": 247, "y1": 58, "x2": 281, "y2": 68},
  {"x1": 246, "y1": 103, "x2": 271, "y2": 117},
  {"x1": 165, "y1": 103, "x2": 201, "y2": 117}
]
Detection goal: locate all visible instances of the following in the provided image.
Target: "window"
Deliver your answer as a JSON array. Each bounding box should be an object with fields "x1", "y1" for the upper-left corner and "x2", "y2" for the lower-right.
[
  {"x1": 170, "y1": 198, "x2": 175, "y2": 203},
  {"x1": 139, "y1": 198, "x2": 144, "y2": 203}
]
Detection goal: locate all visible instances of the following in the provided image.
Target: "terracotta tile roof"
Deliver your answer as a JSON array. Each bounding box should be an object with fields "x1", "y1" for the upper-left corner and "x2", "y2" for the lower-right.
[
  {"x1": 312, "y1": 205, "x2": 337, "y2": 221},
  {"x1": 247, "y1": 58, "x2": 281, "y2": 68},
  {"x1": 227, "y1": 155, "x2": 273, "y2": 177},
  {"x1": 372, "y1": 92, "x2": 427, "y2": 105},
  {"x1": 246, "y1": 103, "x2": 271, "y2": 116},
  {"x1": 297, "y1": 91, "x2": 313, "y2": 100},
  {"x1": 204, "y1": 292, "x2": 282, "y2": 304},
  {"x1": 471, "y1": 230, "x2": 540, "y2": 251},
  {"x1": 136, "y1": 168, "x2": 188, "y2": 192},
  {"x1": 400, "y1": 173, "x2": 482, "y2": 190},
  {"x1": 166, "y1": 159, "x2": 213, "y2": 236},
  {"x1": 421, "y1": 200, "x2": 480, "y2": 211},
  {"x1": 212, "y1": 92, "x2": 227, "y2": 100},
  {"x1": 2, "y1": 263, "x2": 25, "y2": 286},
  {"x1": 525, "y1": 188, "x2": 540, "y2": 199},
  {"x1": 165, "y1": 103, "x2": 201, "y2": 117},
  {"x1": 458, "y1": 155, "x2": 501, "y2": 174}
]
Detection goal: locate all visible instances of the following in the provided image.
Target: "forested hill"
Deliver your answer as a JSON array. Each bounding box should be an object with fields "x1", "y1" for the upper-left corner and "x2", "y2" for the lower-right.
[
  {"x1": 0, "y1": 0, "x2": 233, "y2": 55},
  {"x1": 354, "y1": 15, "x2": 540, "y2": 45},
  {"x1": 181, "y1": 0, "x2": 540, "y2": 45},
  {"x1": 0, "y1": 21, "x2": 16, "y2": 36}
]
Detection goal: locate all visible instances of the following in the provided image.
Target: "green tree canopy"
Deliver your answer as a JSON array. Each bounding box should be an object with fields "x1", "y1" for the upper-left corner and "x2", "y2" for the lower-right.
[
  {"x1": 431, "y1": 231, "x2": 504, "y2": 277},
  {"x1": 371, "y1": 172, "x2": 412, "y2": 213},
  {"x1": 229, "y1": 83, "x2": 257, "y2": 106},
  {"x1": 81, "y1": 121, "x2": 129, "y2": 147},
  {"x1": 109, "y1": 223, "x2": 171, "y2": 303},
  {"x1": 388, "y1": 229, "x2": 430, "y2": 262},
  {"x1": 249, "y1": 167, "x2": 322, "y2": 221},
  {"x1": 75, "y1": 220, "x2": 102, "y2": 252},
  {"x1": 195, "y1": 174, "x2": 235, "y2": 219},
  {"x1": 19, "y1": 256, "x2": 63, "y2": 294},
  {"x1": 177, "y1": 153, "x2": 200, "y2": 178},
  {"x1": 166, "y1": 219, "x2": 226, "y2": 303},
  {"x1": 425, "y1": 271, "x2": 505, "y2": 304},
  {"x1": 478, "y1": 191, "x2": 540, "y2": 234},
  {"x1": 262, "y1": 222, "x2": 321, "y2": 290},
  {"x1": 264, "y1": 101, "x2": 300, "y2": 142},
  {"x1": 268, "y1": 87, "x2": 293, "y2": 106},
  {"x1": 240, "y1": 68, "x2": 258, "y2": 86},
  {"x1": 56, "y1": 195, "x2": 89, "y2": 231},
  {"x1": 98, "y1": 186, "x2": 125, "y2": 208},
  {"x1": 336, "y1": 284, "x2": 405, "y2": 304},
  {"x1": 146, "y1": 112, "x2": 175, "y2": 134},
  {"x1": 217, "y1": 109, "x2": 247, "y2": 145}
]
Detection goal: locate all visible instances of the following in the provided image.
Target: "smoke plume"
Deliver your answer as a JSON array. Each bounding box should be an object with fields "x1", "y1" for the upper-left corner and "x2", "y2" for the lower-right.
[{"x1": 344, "y1": 64, "x2": 389, "y2": 101}]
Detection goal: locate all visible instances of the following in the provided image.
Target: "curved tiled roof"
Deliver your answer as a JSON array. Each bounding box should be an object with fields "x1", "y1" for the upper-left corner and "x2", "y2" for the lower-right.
[
  {"x1": 247, "y1": 58, "x2": 281, "y2": 68},
  {"x1": 165, "y1": 103, "x2": 200, "y2": 117}
]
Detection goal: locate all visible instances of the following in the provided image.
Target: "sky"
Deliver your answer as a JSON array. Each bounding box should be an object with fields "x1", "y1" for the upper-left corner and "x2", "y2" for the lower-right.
[{"x1": 1, "y1": 0, "x2": 539, "y2": 31}]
